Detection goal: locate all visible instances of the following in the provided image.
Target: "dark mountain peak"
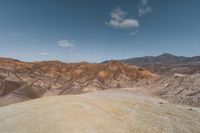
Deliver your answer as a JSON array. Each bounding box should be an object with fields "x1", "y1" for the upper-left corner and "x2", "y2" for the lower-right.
[
  {"x1": 157, "y1": 53, "x2": 177, "y2": 58},
  {"x1": 112, "y1": 53, "x2": 200, "y2": 74},
  {"x1": 101, "y1": 59, "x2": 117, "y2": 64}
]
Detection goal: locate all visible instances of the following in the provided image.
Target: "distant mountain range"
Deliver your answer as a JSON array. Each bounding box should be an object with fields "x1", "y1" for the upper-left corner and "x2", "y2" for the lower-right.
[
  {"x1": 103, "y1": 53, "x2": 200, "y2": 74},
  {"x1": 120, "y1": 53, "x2": 200, "y2": 65}
]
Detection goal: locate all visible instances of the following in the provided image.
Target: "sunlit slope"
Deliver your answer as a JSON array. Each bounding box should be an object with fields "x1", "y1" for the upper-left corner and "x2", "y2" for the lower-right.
[{"x1": 0, "y1": 90, "x2": 200, "y2": 133}]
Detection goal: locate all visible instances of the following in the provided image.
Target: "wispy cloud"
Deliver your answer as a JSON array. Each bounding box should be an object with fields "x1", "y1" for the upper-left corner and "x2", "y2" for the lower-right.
[
  {"x1": 129, "y1": 30, "x2": 139, "y2": 36},
  {"x1": 40, "y1": 52, "x2": 49, "y2": 56},
  {"x1": 138, "y1": 0, "x2": 153, "y2": 16},
  {"x1": 57, "y1": 39, "x2": 75, "y2": 48},
  {"x1": 105, "y1": 8, "x2": 139, "y2": 29}
]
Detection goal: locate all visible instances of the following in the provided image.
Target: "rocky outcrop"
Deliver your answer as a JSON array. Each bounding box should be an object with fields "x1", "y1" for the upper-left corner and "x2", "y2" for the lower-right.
[{"x1": 153, "y1": 73, "x2": 200, "y2": 107}]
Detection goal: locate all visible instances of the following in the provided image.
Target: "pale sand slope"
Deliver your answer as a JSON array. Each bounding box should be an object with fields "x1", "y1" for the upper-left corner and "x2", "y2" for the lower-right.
[{"x1": 0, "y1": 89, "x2": 200, "y2": 133}]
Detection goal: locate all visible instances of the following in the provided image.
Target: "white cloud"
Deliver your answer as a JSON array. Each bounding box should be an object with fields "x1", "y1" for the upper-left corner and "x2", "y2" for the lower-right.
[
  {"x1": 40, "y1": 52, "x2": 49, "y2": 56},
  {"x1": 57, "y1": 40, "x2": 74, "y2": 48},
  {"x1": 110, "y1": 7, "x2": 127, "y2": 21},
  {"x1": 138, "y1": 0, "x2": 153, "y2": 16},
  {"x1": 106, "y1": 8, "x2": 139, "y2": 29}
]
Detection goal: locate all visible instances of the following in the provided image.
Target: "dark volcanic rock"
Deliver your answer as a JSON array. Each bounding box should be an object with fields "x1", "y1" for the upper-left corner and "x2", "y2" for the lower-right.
[{"x1": 0, "y1": 80, "x2": 22, "y2": 96}]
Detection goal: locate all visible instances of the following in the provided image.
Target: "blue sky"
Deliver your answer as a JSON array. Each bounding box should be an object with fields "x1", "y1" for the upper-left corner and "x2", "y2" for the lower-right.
[{"x1": 0, "y1": 0, "x2": 200, "y2": 62}]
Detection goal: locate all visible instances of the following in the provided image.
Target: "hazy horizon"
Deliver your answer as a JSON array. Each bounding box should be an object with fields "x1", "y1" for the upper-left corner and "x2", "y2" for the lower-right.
[{"x1": 0, "y1": 0, "x2": 200, "y2": 62}]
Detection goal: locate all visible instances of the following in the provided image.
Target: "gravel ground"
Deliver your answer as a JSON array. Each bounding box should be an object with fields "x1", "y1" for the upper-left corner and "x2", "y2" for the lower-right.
[{"x1": 0, "y1": 89, "x2": 200, "y2": 133}]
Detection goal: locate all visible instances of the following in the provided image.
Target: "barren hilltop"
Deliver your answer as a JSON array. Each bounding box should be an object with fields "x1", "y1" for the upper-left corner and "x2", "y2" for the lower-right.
[
  {"x1": 0, "y1": 57, "x2": 156, "y2": 106},
  {"x1": 1, "y1": 90, "x2": 200, "y2": 133}
]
